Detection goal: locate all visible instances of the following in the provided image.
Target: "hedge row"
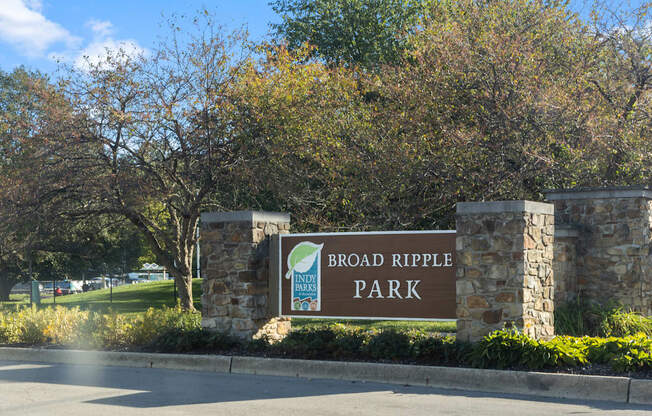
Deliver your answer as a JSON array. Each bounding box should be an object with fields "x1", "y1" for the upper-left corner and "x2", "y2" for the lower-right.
[{"x1": 1, "y1": 306, "x2": 650, "y2": 374}]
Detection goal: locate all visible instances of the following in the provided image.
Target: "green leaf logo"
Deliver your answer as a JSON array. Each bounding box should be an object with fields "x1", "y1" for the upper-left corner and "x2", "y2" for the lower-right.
[{"x1": 285, "y1": 241, "x2": 324, "y2": 279}]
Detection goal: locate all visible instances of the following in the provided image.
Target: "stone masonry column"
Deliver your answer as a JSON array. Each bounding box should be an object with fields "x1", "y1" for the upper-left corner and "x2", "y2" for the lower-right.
[
  {"x1": 456, "y1": 201, "x2": 555, "y2": 342},
  {"x1": 200, "y1": 211, "x2": 291, "y2": 341},
  {"x1": 546, "y1": 186, "x2": 652, "y2": 315}
]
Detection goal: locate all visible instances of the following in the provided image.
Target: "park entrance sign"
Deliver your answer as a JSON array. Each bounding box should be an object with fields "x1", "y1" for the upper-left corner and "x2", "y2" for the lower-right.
[{"x1": 278, "y1": 231, "x2": 456, "y2": 320}]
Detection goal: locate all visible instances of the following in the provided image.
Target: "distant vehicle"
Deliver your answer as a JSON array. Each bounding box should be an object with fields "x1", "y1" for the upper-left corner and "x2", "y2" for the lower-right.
[{"x1": 10, "y1": 282, "x2": 43, "y2": 294}]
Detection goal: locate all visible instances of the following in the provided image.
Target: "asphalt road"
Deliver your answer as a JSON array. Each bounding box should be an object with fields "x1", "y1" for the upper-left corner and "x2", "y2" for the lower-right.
[{"x1": 1, "y1": 360, "x2": 651, "y2": 416}]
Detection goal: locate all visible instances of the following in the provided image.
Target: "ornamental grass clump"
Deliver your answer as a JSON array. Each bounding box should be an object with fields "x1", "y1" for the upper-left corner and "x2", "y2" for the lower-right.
[{"x1": 0, "y1": 305, "x2": 201, "y2": 350}]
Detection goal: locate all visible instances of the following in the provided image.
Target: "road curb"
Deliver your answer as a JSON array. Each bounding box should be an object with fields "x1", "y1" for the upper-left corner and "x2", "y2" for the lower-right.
[
  {"x1": 230, "y1": 356, "x2": 631, "y2": 403},
  {"x1": 1, "y1": 347, "x2": 648, "y2": 405},
  {"x1": 0, "y1": 347, "x2": 231, "y2": 373},
  {"x1": 629, "y1": 378, "x2": 652, "y2": 405}
]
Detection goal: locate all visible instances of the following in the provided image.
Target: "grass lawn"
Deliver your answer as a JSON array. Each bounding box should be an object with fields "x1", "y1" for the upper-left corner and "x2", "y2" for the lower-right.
[
  {"x1": 2, "y1": 280, "x2": 457, "y2": 332},
  {"x1": 292, "y1": 318, "x2": 456, "y2": 333},
  {"x1": 1, "y1": 279, "x2": 203, "y2": 317}
]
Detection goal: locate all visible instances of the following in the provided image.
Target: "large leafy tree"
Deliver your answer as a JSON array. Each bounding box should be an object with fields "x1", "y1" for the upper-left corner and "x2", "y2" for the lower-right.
[
  {"x1": 0, "y1": 68, "x2": 146, "y2": 300},
  {"x1": 243, "y1": 0, "x2": 651, "y2": 232},
  {"x1": 583, "y1": 2, "x2": 652, "y2": 183},
  {"x1": 270, "y1": 0, "x2": 431, "y2": 69},
  {"x1": 33, "y1": 16, "x2": 256, "y2": 311}
]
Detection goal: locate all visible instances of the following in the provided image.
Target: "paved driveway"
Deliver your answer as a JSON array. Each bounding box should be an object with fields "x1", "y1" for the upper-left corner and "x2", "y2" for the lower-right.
[{"x1": 1, "y1": 360, "x2": 651, "y2": 415}]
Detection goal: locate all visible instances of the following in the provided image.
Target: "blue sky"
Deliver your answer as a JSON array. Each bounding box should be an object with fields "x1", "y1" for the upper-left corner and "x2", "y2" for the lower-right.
[
  {"x1": 0, "y1": 0, "x2": 647, "y2": 77},
  {"x1": 0, "y1": 0, "x2": 281, "y2": 75}
]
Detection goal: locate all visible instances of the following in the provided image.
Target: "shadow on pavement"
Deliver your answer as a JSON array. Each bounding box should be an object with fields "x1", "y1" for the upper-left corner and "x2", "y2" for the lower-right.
[{"x1": 0, "y1": 360, "x2": 650, "y2": 412}]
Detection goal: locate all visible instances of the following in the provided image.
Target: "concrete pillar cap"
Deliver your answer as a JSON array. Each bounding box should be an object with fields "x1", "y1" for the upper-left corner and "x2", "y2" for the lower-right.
[{"x1": 201, "y1": 211, "x2": 290, "y2": 224}]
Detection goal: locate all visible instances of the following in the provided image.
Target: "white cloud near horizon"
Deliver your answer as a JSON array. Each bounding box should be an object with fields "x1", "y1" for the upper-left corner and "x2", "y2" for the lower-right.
[
  {"x1": 70, "y1": 18, "x2": 147, "y2": 71},
  {"x1": 0, "y1": 0, "x2": 80, "y2": 56}
]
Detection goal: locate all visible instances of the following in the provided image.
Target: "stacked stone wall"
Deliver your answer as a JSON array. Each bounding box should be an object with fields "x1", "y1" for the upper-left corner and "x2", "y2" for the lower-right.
[
  {"x1": 547, "y1": 188, "x2": 652, "y2": 315},
  {"x1": 456, "y1": 201, "x2": 554, "y2": 342},
  {"x1": 553, "y1": 226, "x2": 579, "y2": 304},
  {"x1": 200, "y1": 212, "x2": 291, "y2": 340}
]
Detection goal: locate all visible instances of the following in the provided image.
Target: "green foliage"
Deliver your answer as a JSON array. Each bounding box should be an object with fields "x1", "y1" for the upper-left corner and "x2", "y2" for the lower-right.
[
  {"x1": 555, "y1": 299, "x2": 652, "y2": 337},
  {"x1": 600, "y1": 311, "x2": 652, "y2": 338},
  {"x1": 1, "y1": 309, "x2": 650, "y2": 374},
  {"x1": 470, "y1": 329, "x2": 589, "y2": 370},
  {"x1": 412, "y1": 334, "x2": 469, "y2": 365},
  {"x1": 270, "y1": 0, "x2": 430, "y2": 68},
  {"x1": 127, "y1": 306, "x2": 202, "y2": 346},
  {"x1": 0, "y1": 305, "x2": 201, "y2": 350},
  {"x1": 272, "y1": 324, "x2": 370, "y2": 359},
  {"x1": 293, "y1": 318, "x2": 456, "y2": 333},
  {"x1": 37, "y1": 279, "x2": 203, "y2": 315},
  {"x1": 365, "y1": 329, "x2": 412, "y2": 361},
  {"x1": 146, "y1": 328, "x2": 239, "y2": 353}
]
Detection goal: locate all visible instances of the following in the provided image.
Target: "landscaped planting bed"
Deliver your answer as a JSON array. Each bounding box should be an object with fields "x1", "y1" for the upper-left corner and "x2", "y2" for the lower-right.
[{"x1": 0, "y1": 305, "x2": 650, "y2": 379}]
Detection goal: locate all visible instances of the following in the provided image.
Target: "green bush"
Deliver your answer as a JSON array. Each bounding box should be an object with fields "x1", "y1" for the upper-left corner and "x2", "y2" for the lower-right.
[
  {"x1": 600, "y1": 311, "x2": 652, "y2": 337},
  {"x1": 412, "y1": 334, "x2": 470, "y2": 365},
  {"x1": 365, "y1": 329, "x2": 412, "y2": 361},
  {"x1": 127, "y1": 306, "x2": 201, "y2": 346},
  {"x1": 0, "y1": 305, "x2": 201, "y2": 350},
  {"x1": 272, "y1": 324, "x2": 370, "y2": 360},
  {"x1": 146, "y1": 328, "x2": 240, "y2": 353},
  {"x1": 555, "y1": 299, "x2": 652, "y2": 337},
  {"x1": 0, "y1": 306, "x2": 649, "y2": 375},
  {"x1": 470, "y1": 329, "x2": 588, "y2": 370}
]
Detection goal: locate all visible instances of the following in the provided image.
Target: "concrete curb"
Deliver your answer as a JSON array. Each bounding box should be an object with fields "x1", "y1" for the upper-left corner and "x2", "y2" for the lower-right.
[
  {"x1": 629, "y1": 379, "x2": 652, "y2": 405},
  {"x1": 230, "y1": 356, "x2": 630, "y2": 403},
  {"x1": 1, "y1": 347, "x2": 649, "y2": 405},
  {"x1": 0, "y1": 347, "x2": 231, "y2": 373}
]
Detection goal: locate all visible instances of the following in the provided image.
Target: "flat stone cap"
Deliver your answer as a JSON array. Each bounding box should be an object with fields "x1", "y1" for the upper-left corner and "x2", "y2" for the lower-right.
[
  {"x1": 545, "y1": 185, "x2": 652, "y2": 201},
  {"x1": 457, "y1": 200, "x2": 554, "y2": 215},
  {"x1": 201, "y1": 211, "x2": 290, "y2": 224},
  {"x1": 555, "y1": 224, "x2": 580, "y2": 238}
]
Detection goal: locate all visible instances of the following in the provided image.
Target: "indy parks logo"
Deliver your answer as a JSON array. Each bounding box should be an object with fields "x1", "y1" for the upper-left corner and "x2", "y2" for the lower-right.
[{"x1": 285, "y1": 241, "x2": 323, "y2": 312}]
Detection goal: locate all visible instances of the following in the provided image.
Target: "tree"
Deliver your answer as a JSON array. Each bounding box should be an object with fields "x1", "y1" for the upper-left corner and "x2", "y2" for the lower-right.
[
  {"x1": 0, "y1": 67, "x2": 56, "y2": 300},
  {"x1": 270, "y1": 0, "x2": 431, "y2": 69},
  {"x1": 31, "y1": 16, "x2": 256, "y2": 311},
  {"x1": 243, "y1": 0, "x2": 650, "y2": 232},
  {"x1": 582, "y1": 2, "x2": 652, "y2": 183}
]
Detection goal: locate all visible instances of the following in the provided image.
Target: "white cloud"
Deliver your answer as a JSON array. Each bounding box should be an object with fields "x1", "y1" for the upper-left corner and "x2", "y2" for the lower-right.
[
  {"x1": 86, "y1": 19, "x2": 113, "y2": 38},
  {"x1": 74, "y1": 38, "x2": 146, "y2": 71},
  {"x1": 71, "y1": 18, "x2": 147, "y2": 71},
  {"x1": 0, "y1": 0, "x2": 80, "y2": 56}
]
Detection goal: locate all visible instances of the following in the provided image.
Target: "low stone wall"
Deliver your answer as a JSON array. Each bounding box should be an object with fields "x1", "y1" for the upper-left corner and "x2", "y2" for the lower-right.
[
  {"x1": 546, "y1": 187, "x2": 652, "y2": 315},
  {"x1": 553, "y1": 225, "x2": 579, "y2": 304},
  {"x1": 200, "y1": 211, "x2": 291, "y2": 340},
  {"x1": 456, "y1": 201, "x2": 555, "y2": 341},
  {"x1": 198, "y1": 187, "x2": 651, "y2": 343}
]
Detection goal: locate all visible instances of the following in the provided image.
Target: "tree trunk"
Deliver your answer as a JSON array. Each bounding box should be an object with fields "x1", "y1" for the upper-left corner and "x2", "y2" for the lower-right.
[
  {"x1": 175, "y1": 272, "x2": 194, "y2": 311},
  {"x1": 0, "y1": 277, "x2": 14, "y2": 302}
]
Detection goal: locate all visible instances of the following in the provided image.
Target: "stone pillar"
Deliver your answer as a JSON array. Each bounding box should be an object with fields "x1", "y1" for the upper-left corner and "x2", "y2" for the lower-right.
[
  {"x1": 200, "y1": 211, "x2": 291, "y2": 341},
  {"x1": 456, "y1": 201, "x2": 555, "y2": 342},
  {"x1": 546, "y1": 186, "x2": 652, "y2": 315},
  {"x1": 553, "y1": 225, "x2": 579, "y2": 304}
]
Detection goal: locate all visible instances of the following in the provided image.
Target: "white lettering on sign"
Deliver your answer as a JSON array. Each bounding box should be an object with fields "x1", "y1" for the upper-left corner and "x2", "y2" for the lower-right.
[
  {"x1": 329, "y1": 253, "x2": 452, "y2": 268},
  {"x1": 405, "y1": 280, "x2": 422, "y2": 299},
  {"x1": 353, "y1": 280, "x2": 366, "y2": 298},
  {"x1": 368, "y1": 280, "x2": 384, "y2": 298},
  {"x1": 353, "y1": 280, "x2": 422, "y2": 300},
  {"x1": 329, "y1": 253, "x2": 385, "y2": 267},
  {"x1": 387, "y1": 280, "x2": 402, "y2": 299}
]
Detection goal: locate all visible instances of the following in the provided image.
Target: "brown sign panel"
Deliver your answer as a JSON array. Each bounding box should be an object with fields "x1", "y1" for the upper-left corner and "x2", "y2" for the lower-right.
[{"x1": 279, "y1": 231, "x2": 456, "y2": 320}]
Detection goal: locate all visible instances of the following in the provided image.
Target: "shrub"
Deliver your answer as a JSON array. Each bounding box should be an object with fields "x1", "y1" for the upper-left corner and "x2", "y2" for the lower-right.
[
  {"x1": 364, "y1": 329, "x2": 412, "y2": 361},
  {"x1": 554, "y1": 299, "x2": 652, "y2": 337},
  {"x1": 127, "y1": 306, "x2": 201, "y2": 346},
  {"x1": 146, "y1": 328, "x2": 240, "y2": 353},
  {"x1": 469, "y1": 329, "x2": 587, "y2": 370},
  {"x1": 412, "y1": 334, "x2": 470, "y2": 365},
  {"x1": 600, "y1": 311, "x2": 652, "y2": 337}
]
